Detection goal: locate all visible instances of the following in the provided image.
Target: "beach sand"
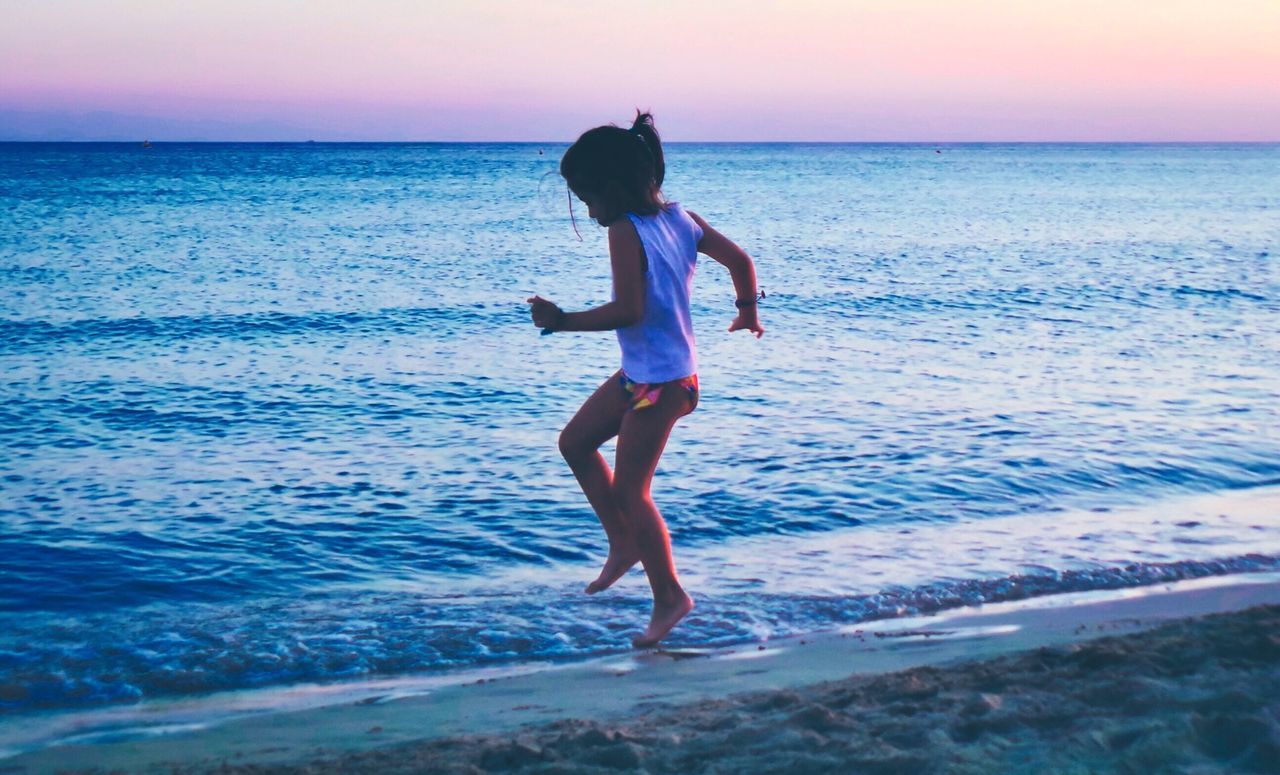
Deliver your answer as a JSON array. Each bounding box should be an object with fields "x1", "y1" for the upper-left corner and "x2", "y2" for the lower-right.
[{"x1": 6, "y1": 574, "x2": 1280, "y2": 774}]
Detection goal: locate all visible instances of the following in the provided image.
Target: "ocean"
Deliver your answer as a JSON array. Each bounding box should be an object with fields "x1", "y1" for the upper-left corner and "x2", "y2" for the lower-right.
[{"x1": 1, "y1": 142, "x2": 1278, "y2": 729}]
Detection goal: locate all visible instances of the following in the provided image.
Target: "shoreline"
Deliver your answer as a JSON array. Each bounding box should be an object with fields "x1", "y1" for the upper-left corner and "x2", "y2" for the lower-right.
[
  {"x1": 230, "y1": 599, "x2": 1280, "y2": 775},
  {"x1": 5, "y1": 571, "x2": 1280, "y2": 773}
]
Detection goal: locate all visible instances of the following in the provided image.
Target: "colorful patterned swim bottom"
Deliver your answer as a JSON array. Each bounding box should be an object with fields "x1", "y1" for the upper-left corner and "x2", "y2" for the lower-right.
[{"x1": 619, "y1": 371, "x2": 699, "y2": 413}]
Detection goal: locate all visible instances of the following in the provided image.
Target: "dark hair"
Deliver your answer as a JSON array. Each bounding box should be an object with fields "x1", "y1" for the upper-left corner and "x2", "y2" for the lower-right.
[{"x1": 560, "y1": 110, "x2": 666, "y2": 225}]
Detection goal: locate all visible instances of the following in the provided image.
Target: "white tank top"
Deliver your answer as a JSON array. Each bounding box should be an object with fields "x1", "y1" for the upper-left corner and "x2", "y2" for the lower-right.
[{"x1": 615, "y1": 202, "x2": 702, "y2": 383}]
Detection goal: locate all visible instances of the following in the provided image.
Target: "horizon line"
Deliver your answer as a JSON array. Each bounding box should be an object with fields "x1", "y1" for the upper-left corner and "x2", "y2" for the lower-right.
[{"x1": 3, "y1": 139, "x2": 1279, "y2": 145}]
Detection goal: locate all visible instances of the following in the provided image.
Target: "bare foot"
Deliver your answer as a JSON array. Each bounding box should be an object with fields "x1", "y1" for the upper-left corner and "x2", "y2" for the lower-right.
[
  {"x1": 585, "y1": 548, "x2": 640, "y2": 595},
  {"x1": 631, "y1": 592, "x2": 694, "y2": 648}
]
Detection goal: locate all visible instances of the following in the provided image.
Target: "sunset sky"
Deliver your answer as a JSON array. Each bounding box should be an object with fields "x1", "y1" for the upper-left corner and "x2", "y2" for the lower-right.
[{"x1": 2, "y1": 0, "x2": 1278, "y2": 141}]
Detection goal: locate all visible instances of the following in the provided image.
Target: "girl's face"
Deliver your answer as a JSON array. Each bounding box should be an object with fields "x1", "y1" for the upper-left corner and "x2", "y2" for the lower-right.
[{"x1": 571, "y1": 187, "x2": 613, "y2": 226}]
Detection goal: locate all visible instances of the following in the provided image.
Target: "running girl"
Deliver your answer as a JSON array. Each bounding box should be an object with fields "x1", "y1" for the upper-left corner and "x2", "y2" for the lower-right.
[{"x1": 528, "y1": 111, "x2": 763, "y2": 648}]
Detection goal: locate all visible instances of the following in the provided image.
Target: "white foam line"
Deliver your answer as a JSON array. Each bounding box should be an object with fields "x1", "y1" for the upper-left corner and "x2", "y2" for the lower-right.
[
  {"x1": 841, "y1": 569, "x2": 1280, "y2": 636},
  {"x1": 845, "y1": 624, "x2": 1023, "y2": 642},
  {"x1": 714, "y1": 647, "x2": 787, "y2": 661}
]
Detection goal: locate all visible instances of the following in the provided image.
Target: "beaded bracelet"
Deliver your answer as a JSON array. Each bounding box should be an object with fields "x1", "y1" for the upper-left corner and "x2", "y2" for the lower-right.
[{"x1": 735, "y1": 288, "x2": 766, "y2": 309}]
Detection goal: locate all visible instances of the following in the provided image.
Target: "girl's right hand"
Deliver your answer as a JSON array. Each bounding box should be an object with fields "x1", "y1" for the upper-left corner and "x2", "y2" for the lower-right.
[
  {"x1": 527, "y1": 295, "x2": 564, "y2": 329},
  {"x1": 728, "y1": 310, "x2": 764, "y2": 339}
]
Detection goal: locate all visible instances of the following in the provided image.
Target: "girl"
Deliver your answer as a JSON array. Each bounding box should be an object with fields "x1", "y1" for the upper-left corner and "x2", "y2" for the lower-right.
[{"x1": 528, "y1": 111, "x2": 763, "y2": 648}]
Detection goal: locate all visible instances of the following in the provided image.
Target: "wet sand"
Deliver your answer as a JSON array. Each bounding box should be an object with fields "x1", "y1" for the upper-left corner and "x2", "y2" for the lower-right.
[
  {"x1": 208, "y1": 606, "x2": 1280, "y2": 774},
  {"x1": 7, "y1": 574, "x2": 1280, "y2": 774}
]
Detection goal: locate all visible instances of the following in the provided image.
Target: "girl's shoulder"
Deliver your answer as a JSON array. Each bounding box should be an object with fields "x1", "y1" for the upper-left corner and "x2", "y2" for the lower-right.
[
  {"x1": 653, "y1": 200, "x2": 695, "y2": 225},
  {"x1": 627, "y1": 201, "x2": 700, "y2": 237},
  {"x1": 623, "y1": 201, "x2": 702, "y2": 249},
  {"x1": 664, "y1": 201, "x2": 703, "y2": 242},
  {"x1": 626, "y1": 200, "x2": 691, "y2": 227}
]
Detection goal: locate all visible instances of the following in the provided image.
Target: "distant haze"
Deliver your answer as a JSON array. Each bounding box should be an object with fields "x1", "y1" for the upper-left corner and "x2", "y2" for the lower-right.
[{"x1": 3, "y1": 0, "x2": 1278, "y2": 141}]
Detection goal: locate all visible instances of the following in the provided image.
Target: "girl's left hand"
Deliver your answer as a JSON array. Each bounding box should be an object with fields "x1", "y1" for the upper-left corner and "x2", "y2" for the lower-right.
[
  {"x1": 728, "y1": 310, "x2": 764, "y2": 339},
  {"x1": 527, "y1": 295, "x2": 563, "y2": 329}
]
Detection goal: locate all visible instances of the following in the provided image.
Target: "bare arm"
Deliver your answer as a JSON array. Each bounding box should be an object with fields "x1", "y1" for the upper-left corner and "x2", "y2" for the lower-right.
[
  {"x1": 526, "y1": 219, "x2": 645, "y2": 332},
  {"x1": 687, "y1": 210, "x2": 764, "y2": 338}
]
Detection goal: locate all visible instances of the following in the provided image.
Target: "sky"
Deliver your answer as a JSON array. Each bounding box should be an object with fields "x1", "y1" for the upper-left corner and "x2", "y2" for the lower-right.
[{"x1": 2, "y1": 0, "x2": 1278, "y2": 141}]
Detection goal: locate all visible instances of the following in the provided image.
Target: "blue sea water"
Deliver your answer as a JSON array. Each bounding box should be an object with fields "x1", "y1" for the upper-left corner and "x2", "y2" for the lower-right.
[{"x1": 1, "y1": 142, "x2": 1278, "y2": 726}]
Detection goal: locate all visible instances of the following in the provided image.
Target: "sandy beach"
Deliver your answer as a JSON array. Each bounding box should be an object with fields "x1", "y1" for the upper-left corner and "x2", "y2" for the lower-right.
[
  {"x1": 5, "y1": 572, "x2": 1279, "y2": 774},
  {"x1": 234, "y1": 604, "x2": 1280, "y2": 775}
]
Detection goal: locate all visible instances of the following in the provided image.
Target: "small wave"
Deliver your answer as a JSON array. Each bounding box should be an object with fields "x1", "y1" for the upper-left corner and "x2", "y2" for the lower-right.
[
  {"x1": 2, "y1": 554, "x2": 1276, "y2": 716},
  {"x1": 1166, "y1": 285, "x2": 1269, "y2": 303},
  {"x1": 0, "y1": 304, "x2": 502, "y2": 354}
]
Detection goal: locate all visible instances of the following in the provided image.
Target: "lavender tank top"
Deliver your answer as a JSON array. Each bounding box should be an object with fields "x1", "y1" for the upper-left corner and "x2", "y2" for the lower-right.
[{"x1": 615, "y1": 202, "x2": 703, "y2": 383}]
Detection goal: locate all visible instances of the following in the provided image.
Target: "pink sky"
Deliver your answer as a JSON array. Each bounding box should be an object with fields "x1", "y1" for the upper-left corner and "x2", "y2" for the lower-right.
[{"x1": 3, "y1": 0, "x2": 1278, "y2": 140}]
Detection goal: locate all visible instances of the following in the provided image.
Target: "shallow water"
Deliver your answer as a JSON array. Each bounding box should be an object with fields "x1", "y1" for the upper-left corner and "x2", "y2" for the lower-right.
[{"x1": 1, "y1": 142, "x2": 1278, "y2": 716}]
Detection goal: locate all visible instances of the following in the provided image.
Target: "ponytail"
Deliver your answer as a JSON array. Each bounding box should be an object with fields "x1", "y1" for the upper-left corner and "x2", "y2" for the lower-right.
[{"x1": 629, "y1": 110, "x2": 665, "y2": 189}]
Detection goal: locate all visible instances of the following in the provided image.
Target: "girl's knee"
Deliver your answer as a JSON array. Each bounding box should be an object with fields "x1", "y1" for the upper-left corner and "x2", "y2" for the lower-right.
[
  {"x1": 609, "y1": 479, "x2": 648, "y2": 511},
  {"x1": 558, "y1": 429, "x2": 592, "y2": 464},
  {"x1": 557, "y1": 430, "x2": 577, "y2": 461}
]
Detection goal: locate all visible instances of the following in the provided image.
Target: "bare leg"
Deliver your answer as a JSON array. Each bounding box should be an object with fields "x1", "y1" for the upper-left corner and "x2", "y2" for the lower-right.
[
  {"x1": 613, "y1": 380, "x2": 697, "y2": 648},
  {"x1": 559, "y1": 371, "x2": 639, "y2": 594}
]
